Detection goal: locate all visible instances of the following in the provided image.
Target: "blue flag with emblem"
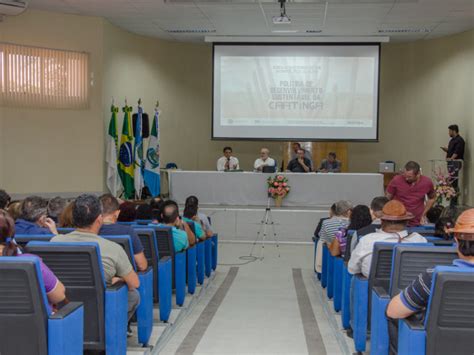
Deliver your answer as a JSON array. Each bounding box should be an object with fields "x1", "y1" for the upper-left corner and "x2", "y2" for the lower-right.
[
  {"x1": 134, "y1": 105, "x2": 145, "y2": 199},
  {"x1": 144, "y1": 109, "x2": 161, "y2": 196}
]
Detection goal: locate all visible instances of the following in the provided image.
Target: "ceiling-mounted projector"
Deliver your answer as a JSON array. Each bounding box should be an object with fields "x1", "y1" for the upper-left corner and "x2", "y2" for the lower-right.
[
  {"x1": 272, "y1": 0, "x2": 291, "y2": 24},
  {"x1": 0, "y1": 0, "x2": 27, "y2": 16}
]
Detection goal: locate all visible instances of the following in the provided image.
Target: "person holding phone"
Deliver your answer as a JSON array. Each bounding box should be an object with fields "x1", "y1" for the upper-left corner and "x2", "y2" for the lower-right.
[{"x1": 14, "y1": 196, "x2": 58, "y2": 235}]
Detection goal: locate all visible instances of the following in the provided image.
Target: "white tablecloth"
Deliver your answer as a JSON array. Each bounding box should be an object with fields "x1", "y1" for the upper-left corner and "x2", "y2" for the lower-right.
[{"x1": 168, "y1": 171, "x2": 383, "y2": 207}]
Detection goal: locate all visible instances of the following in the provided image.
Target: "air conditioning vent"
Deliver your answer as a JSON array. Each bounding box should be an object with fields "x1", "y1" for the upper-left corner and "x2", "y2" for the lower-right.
[
  {"x1": 166, "y1": 29, "x2": 217, "y2": 34},
  {"x1": 378, "y1": 28, "x2": 431, "y2": 34},
  {"x1": 306, "y1": 30, "x2": 323, "y2": 33}
]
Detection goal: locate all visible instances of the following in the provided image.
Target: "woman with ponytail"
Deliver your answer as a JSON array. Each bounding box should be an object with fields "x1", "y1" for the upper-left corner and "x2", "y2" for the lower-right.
[{"x1": 0, "y1": 209, "x2": 66, "y2": 306}]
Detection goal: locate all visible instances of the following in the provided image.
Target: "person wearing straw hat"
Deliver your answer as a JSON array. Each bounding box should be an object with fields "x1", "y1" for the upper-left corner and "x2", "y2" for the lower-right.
[
  {"x1": 348, "y1": 200, "x2": 428, "y2": 277},
  {"x1": 386, "y1": 208, "x2": 474, "y2": 353}
]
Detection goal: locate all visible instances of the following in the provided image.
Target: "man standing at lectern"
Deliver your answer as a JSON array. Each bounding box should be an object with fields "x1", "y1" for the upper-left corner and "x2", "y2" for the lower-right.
[
  {"x1": 441, "y1": 124, "x2": 465, "y2": 205},
  {"x1": 217, "y1": 146, "x2": 240, "y2": 171}
]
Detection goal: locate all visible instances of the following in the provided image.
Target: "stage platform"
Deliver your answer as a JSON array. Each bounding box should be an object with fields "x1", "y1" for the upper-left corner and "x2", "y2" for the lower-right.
[{"x1": 198, "y1": 204, "x2": 328, "y2": 243}]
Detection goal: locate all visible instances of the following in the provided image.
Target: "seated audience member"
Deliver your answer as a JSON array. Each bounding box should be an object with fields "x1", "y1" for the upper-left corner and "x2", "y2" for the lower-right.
[
  {"x1": 425, "y1": 205, "x2": 444, "y2": 226},
  {"x1": 7, "y1": 200, "x2": 22, "y2": 221},
  {"x1": 150, "y1": 199, "x2": 165, "y2": 224},
  {"x1": 161, "y1": 200, "x2": 195, "y2": 252},
  {"x1": 51, "y1": 194, "x2": 140, "y2": 323},
  {"x1": 217, "y1": 146, "x2": 240, "y2": 171},
  {"x1": 314, "y1": 204, "x2": 336, "y2": 239},
  {"x1": 98, "y1": 194, "x2": 147, "y2": 271},
  {"x1": 15, "y1": 196, "x2": 58, "y2": 235},
  {"x1": 254, "y1": 148, "x2": 276, "y2": 172},
  {"x1": 348, "y1": 200, "x2": 427, "y2": 277},
  {"x1": 318, "y1": 152, "x2": 342, "y2": 173},
  {"x1": 47, "y1": 196, "x2": 68, "y2": 223},
  {"x1": 386, "y1": 208, "x2": 474, "y2": 353},
  {"x1": 287, "y1": 148, "x2": 312, "y2": 173},
  {"x1": 433, "y1": 206, "x2": 468, "y2": 239},
  {"x1": 290, "y1": 142, "x2": 313, "y2": 169},
  {"x1": 118, "y1": 201, "x2": 137, "y2": 222},
  {"x1": 183, "y1": 202, "x2": 208, "y2": 239},
  {"x1": 0, "y1": 189, "x2": 11, "y2": 209},
  {"x1": 58, "y1": 202, "x2": 75, "y2": 228},
  {"x1": 336, "y1": 205, "x2": 372, "y2": 257},
  {"x1": 315, "y1": 200, "x2": 352, "y2": 272},
  {"x1": 136, "y1": 203, "x2": 153, "y2": 220},
  {"x1": 185, "y1": 196, "x2": 213, "y2": 236},
  {"x1": 346, "y1": 196, "x2": 389, "y2": 258},
  {"x1": 0, "y1": 210, "x2": 66, "y2": 306},
  {"x1": 386, "y1": 161, "x2": 436, "y2": 226}
]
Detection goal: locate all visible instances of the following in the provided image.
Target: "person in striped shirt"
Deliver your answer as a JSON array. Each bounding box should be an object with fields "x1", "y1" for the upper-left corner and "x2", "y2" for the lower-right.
[
  {"x1": 386, "y1": 208, "x2": 474, "y2": 353},
  {"x1": 314, "y1": 200, "x2": 353, "y2": 273}
]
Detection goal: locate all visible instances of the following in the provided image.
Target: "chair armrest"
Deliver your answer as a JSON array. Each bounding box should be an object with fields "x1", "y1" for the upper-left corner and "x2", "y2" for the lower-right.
[
  {"x1": 137, "y1": 267, "x2": 153, "y2": 345},
  {"x1": 159, "y1": 255, "x2": 172, "y2": 265},
  {"x1": 48, "y1": 303, "x2": 84, "y2": 355},
  {"x1": 105, "y1": 282, "x2": 128, "y2": 355},
  {"x1": 107, "y1": 281, "x2": 126, "y2": 291},
  {"x1": 50, "y1": 302, "x2": 83, "y2": 319},
  {"x1": 403, "y1": 316, "x2": 425, "y2": 331},
  {"x1": 373, "y1": 286, "x2": 390, "y2": 299}
]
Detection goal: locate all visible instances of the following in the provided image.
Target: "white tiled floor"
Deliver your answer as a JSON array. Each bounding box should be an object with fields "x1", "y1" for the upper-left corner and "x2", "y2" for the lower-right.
[{"x1": 158, "y1": 242, "x2": 355, "y2": 355}]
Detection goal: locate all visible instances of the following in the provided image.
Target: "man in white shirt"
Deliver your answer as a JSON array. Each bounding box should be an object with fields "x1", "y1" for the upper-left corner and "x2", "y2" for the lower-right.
[
  {"x1": 254, "y1": 148, "x2": 276, "y2": 172},
  {"x1": 217, "y1": 146, "x2": 240, "y2": 171},
  {"x1": 348, "y1": 200, "x2": 427, "y2": 277}
]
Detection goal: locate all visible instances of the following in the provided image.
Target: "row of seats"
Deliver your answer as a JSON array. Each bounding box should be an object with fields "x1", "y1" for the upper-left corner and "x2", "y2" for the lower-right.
[
  {"x1": 0, "y1": 226, "x2": 218, "y2": 355},
  {"x1": 313, "y1": 226, "x2": 474, "y2": 355}
]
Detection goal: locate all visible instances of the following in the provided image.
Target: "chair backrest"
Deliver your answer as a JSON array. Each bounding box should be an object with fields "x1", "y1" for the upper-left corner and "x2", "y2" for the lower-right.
[
  {"x1": 14, "y1": 234, "x2": 53, "y2": 248},
  {"x1": 425, "y1": 266, "x2": 474, "y2": 355},
  {"x1": 135, "y1": 219, "x2": 152, "y2": 225},
  {"x1": 390, "y1": 246, "x2": 458, "y2": 297},
  {"x1": 25, "y1": 242, "x2": 106, "y2": 350},
  {"x1": 100, "y1": 235, "x2": 136, "y2": 270},
  {"x1": 147, "y1": 225, "x2": 175, "y2": 258},
  {"x1": 368, "y1": 242, "x2": 396, "y2": 293},
  {"x1": 132, "y1": 228, "x2": 159, "y2": 302},
  {"x1": 0, "y1": 257, "x2": 50, "y2": 355}
]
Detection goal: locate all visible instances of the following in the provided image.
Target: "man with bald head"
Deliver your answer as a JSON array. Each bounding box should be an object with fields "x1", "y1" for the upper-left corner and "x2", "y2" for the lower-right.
[{"x1": 254, "y1": 148, "x2": 276, "y2": 172}]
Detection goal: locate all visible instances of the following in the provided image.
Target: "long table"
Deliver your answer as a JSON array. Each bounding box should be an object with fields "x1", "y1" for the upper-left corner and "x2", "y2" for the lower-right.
[{"x1": 168, "y1": 171, "x2": 384, "y2": 207}]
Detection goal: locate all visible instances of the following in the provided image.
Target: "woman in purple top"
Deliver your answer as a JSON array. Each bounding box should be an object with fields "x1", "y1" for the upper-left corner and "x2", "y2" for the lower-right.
[{"x1": 0, "y1": 210, "x2": 66, "y2": 307}]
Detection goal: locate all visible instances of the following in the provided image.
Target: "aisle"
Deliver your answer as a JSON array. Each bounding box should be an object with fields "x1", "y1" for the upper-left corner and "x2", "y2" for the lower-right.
[{"x1": 158, "y1": 243, "x2": 354, "y2": 355}]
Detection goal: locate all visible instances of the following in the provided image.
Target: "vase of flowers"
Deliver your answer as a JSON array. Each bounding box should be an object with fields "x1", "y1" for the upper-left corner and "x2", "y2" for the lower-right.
[
  {"x1": 267, "y1": 175, "x2": 290, "y2": 207},
  {"x1": 433, "y1": 168, "x2": 457, "y2": 207}
]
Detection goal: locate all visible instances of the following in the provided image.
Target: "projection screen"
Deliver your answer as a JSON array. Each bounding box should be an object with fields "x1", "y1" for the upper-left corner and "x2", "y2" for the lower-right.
[{"x1": 212, "y1": 43, "x2": 380, "y2": 141}]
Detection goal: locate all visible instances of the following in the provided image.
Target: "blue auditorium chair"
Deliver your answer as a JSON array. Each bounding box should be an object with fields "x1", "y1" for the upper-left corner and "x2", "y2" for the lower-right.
[
  {"x1": 341, "y1": 261, "x2": 353, "y2": 330},
  {"x1": 25, "y1": 242, "x2": 129, "y2": 354},
  {"x1": 211, "y1": 234, "x2": 218, "y2": 271},
  {"x1": 101, "y1": 235, "x2": 154, "y2": 346},
  {"x1": 151, "y1": 226, "x2": 187, "y2": 307},
  {"x1": 205, "y1": 237, "x2": 212, "y2": 277},
  {"x1": 333, "y1": 256, "x2": 344, "y2": 312},
  {"x1": 14, "y1": 234, "x2": 53, "y2": 247},
  {"x1": 397, "y1": 266, "x2": 474, "y2": 355},
  {"x1": 351, "y1": 242, "x2": 397, "y2": 352},
  {"x1": 370, "y1": 245, "x2": 457, "y2": 355},
  {"x1": 0, "y1": 256, "x2": 84, "y2": 355},
  {"x1": 327, "y1": 251, "x2": 335, "y2": 299},
  {"x1": 321, "y1": 243, "x2": 329, "y2": 288},
  {"x1": 132, "y1": 228, "x2": 172, "y2": 322}
]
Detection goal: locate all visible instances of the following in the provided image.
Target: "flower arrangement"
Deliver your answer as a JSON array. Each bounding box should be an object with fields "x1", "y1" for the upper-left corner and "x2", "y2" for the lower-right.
[
  {"x1": 267, "y1": 175, "x2": 291, "y2": 200},
  {"x1": 433, "y1": 168, "x2": 457, "y2": 205}
]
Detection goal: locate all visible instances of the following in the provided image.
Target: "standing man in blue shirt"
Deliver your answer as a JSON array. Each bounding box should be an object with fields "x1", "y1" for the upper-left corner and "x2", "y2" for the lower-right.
[{"x1": 15, "y1": 196, "x2": 58, "y2": 235}]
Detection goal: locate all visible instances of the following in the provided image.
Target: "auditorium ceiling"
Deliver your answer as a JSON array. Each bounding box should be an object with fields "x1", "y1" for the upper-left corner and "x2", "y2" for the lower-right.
[{"x1": 28, "y1": 0, "x2": 473, "y2": 42}]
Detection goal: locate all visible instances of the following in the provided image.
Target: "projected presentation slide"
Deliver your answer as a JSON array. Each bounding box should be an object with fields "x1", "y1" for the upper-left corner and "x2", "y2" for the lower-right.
[{"x1": 213, "y1": 44, "x2": 380, "y2": 141}]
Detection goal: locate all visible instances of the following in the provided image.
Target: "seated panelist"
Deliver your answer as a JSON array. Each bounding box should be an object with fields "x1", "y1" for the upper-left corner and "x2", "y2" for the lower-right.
[
  {"x1": 287, "y1": 149, "x2": 312, "y2": 173},
  {"x1": 254, "y1": 148, "x2": 276, "y2": 172},
  {"x1": 318, "y1": 152, "x2": 341, "y2": 173},
  {"x1": 217, "y1": 146, "x2": 240, "y2": 171}
]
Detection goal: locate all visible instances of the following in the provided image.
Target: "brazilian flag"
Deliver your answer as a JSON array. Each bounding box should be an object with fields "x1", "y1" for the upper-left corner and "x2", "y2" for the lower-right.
[{"x1": 118, "y1": 105, "x2": 135, "y2": 199}]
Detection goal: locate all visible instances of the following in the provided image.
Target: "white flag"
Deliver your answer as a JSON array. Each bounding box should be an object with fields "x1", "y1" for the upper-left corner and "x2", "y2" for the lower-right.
[{"x1": 106, "y1": 106, "x2": 122, "y2": 196}]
